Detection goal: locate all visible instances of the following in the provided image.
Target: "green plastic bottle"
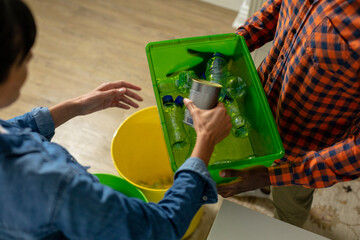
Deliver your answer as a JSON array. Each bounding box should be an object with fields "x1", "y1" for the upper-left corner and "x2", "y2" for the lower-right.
[
  {"x1": 175, "y1": 71, "x2": 197, "y2": 94},
  {"x1": 162, "y1": 95, "x2": 190, "y2": 168},
  {"x1": 223, "y1": 96, "x2": 248, "y2": 138},
  {"x1": 205, "y1": 52, "x2": 229, "y2": 85},
  {"x1": 225, "y1": 75, "x2": 246, "y2": 100},
  {"x1": 157, "y1": 70, "x2": 197, "y2": 95},
  {"x1": 205, "y1": 53, "x2": 229, "y2": 101}
]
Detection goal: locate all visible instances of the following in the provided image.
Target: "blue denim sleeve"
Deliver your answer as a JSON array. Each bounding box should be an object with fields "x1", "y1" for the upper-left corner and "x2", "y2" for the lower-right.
[
  {"x1": 174, "y1": 157, "x2": 217, "y2": 204},
  {"x1": 55, "y1": 157, "x2": 217, "y2": 240},
  {"x1": 7, "y1": 107, "x2": 55, "y2": 140}
]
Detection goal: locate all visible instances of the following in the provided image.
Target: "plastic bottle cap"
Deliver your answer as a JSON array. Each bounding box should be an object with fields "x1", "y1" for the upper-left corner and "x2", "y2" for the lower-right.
[
  {"x1": 213, "y1": 52, "x2": 223, "y2": 57},
  {"x1": 223, "y1": 94, "x2": 232, "y2": 101},
  {"x1": 162, "y1": 95, "x2": 174, "y2": 104},
  {"x1": 174, "y1": 96, "x2": 184, "y2": 107}
]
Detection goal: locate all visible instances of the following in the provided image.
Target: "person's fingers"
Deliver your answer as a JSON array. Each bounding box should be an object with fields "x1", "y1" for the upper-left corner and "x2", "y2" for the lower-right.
[
  {"x1": 124, "y1": 89, "x2": 143, "y2": 102},
  {"x1": 118, "y1": 88, "x2": 126, "y2": 95},
  {"x1": 97, "y1": 81, "x2": 142, "y2": 91},
  {"x1": 217, "y1": 183, "x2": 238, "y2": 198},
  {"x1": 111, "y1": 101, "x2": 131, "y2": 109},
  {"x1": 184, "y1": 98, "x2": 197, "y2": 114},
  {"x1": 216, "y1": 101, "x2": 225, "y2": 109},
  {"x1": 104, "y1": 88, "x2": 143, "y2": 102},
  {"x1": 105, "y1": 89, "x2": 140, "y2": 108},
  {"x1": 219, "y1": 169, "x2": 243, "y2": 178},
  {"x1": 218, "y1": 190, "x2": 235, "y2": 198},
  {"x1": 117, "y1": 96, "x2": 139, "y2": 108}
]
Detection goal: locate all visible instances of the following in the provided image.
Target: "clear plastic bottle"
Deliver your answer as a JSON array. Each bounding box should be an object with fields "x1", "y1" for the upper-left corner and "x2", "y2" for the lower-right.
[
  {"x1": 174, "y1": 71, "x2": 197, "y2": 94},
  {"x1": 205, "y1": 53, "x2": 229, "y2": 101},
  {"x1": 225, "y1": 75, "x2": 247, "y2": 100},
  {"x1": 205, "y1": 53, "x2": 229, "y2": 85},
  {"x1": 162, "y1": 95, "x2": 190, "y2": 168},
  {"x1": 157, "y1": 70, "x2": 197, "y2": 95},
  {"x1": 223, "y1": 95, "x2": 248, "y2": 138}
]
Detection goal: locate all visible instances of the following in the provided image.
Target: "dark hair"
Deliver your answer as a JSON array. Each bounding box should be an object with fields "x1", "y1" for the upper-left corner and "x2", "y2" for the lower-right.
[{"x1": 0, "y1": 0, "x2": 36, "y2": 83}]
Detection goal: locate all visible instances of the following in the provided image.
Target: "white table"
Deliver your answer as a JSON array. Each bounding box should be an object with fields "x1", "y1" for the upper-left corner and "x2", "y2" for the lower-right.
[{"x1": 207, "y1": 200, "x2": 328, "y2": 239}]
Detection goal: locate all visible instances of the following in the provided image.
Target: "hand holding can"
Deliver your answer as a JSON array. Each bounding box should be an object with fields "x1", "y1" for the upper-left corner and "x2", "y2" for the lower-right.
[{"x1": 184, "y1": 79, "x2": 222, "y2": 127}]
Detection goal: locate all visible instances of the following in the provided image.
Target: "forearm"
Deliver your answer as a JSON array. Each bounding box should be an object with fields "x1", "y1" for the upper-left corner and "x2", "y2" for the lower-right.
[
  {"x1": 190, "y1": 133, "x2": 215, "y2": 166},
  {"x1": 237, "y1": 0, "x2": 282, "y2": 52},
  {"x1": 49, "y1": 97, "x2": 82, "y2": 128},
  {"x1": 269, "y1": 134, "x2": 360, "y2": 188}
]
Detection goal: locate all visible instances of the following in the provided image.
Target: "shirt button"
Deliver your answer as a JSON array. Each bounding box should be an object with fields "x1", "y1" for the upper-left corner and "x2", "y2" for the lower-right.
[
  {"x1": 291, "y1": 28, "x2": 296, "y2": 34},
  {"x1": 309, "y1": 0, "x2": 314, "y2": 4},
  {"x1": 202, "y1": 196, "x2": 208, "y2": 201},
  {"x1": 280, "y1": 54, "x2": 284, "y2": 60}
]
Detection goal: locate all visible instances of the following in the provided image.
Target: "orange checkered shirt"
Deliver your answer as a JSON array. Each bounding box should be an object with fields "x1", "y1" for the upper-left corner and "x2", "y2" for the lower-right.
[{"x1": 237, "y1": 0, "x2": 360, "y2": 188}]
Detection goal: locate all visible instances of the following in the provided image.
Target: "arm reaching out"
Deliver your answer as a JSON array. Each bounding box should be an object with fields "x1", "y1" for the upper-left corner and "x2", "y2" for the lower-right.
[{"x1": 49, "y1": 81, "x2": 143, "y2": 128}]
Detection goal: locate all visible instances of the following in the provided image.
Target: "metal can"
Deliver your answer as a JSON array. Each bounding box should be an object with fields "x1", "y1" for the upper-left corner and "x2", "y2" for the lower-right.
[{"x1": 184, "y1": 79, "x2": 222, "y2": 127}]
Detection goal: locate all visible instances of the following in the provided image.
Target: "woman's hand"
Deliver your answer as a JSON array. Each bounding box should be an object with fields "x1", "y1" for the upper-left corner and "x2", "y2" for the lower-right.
[
  {"x1": 184, "y1": 98, "x2": 232, "y2": 165},
  {"x1": 50, "y1": 81, "x2": 143, "y2": 128},
  {"x1": 74, "y1": 81, "x2": 142, "y2": 116}
]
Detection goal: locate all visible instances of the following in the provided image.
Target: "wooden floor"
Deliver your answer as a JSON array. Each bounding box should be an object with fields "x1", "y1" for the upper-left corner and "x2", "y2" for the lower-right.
[{"x1": 1, "y1": 0, "x2": 237, "y2": 239}]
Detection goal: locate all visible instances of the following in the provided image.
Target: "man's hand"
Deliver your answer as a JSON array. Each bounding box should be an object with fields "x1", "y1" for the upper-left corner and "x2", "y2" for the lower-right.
[
  {"x1": 50, "y1": 81, "x2": 143, "y2": 128},
  {"x1": 217, "y1": 165, "x2": 270, "y2": 198}
]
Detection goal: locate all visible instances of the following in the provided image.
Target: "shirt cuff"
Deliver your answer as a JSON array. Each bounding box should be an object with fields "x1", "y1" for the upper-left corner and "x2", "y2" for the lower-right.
[
  {"x1": 32, "y1": 107, "x2": 55, "y2": 141},
  {"x1": 175, "y1": 157, "x2": 218, "y2": 204},
  {"x1": 268, "y1": 163, "x2": 294, "y2": 186}
]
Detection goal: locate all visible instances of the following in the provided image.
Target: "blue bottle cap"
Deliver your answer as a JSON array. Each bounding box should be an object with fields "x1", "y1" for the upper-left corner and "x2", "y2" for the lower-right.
[
  {"x1": 223, "y1": 94, "x2": 232, "y2": 101},
  {"x1": 162, "y1": 95, "x2": 174, "y2": 104},
  {"x1": 174, "y1": 96, "x2": 184, "y2": 107},
  {"x1": 213, "y1": 52, "x2": 223, "y2": 57}
]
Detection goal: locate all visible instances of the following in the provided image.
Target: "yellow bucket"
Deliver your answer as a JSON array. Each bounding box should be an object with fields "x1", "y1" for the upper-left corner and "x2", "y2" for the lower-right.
[{"x1": 111, "y1": 106, "x2": 203, "y2": 239}]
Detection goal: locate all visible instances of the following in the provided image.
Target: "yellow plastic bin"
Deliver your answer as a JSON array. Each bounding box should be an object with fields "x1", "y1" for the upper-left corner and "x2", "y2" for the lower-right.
[{"x1": 111, "y1": 106, "x2": 203, "y2": 239}]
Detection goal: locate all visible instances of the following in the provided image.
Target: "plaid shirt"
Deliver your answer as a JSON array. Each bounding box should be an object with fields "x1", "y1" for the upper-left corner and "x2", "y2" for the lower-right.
[{"x1": 237, "y1": 0, "x2": 360, "y2": 188}]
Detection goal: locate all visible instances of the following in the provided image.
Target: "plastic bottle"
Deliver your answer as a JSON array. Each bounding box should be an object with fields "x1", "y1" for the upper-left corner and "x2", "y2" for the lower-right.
[
  {"x1": 157, "y1": 78, "x2": 176, "y2": 96},
  {"x1": 157, "y1": 70, "x2": 197, "y2": 95},
  {"x1": 205, "y1": 53, "x2": 229, "y2": 85},
  {"x1": 174, "y1": 70, "x2": 197, "y2": 94},
  {"x1": 225, "y1": 75, "x2": 247, "y2": 100},
  {"x1": 205, "y1": 53, "x2": 229, "y2": 101},
  {"x1": 162, "y1": 95, "x2": 190, "y2": 168},
  {"x1": 223, "y1": 95, "x2": 248, "y2": 138}
]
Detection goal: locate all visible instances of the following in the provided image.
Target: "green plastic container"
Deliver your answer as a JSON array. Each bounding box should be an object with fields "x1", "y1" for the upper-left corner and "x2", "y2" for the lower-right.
[
  {"x1": 146, "y1": 33, "x2": 284, "y2": 184},
  {"x1": 94, "y1": 173, "x2": 148, "y2": 202}
]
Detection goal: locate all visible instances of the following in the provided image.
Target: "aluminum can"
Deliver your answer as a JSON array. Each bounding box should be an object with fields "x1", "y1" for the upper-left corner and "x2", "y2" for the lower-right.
[{"x1": 184, "y1": 79, "x2": 222, "y2": 127}]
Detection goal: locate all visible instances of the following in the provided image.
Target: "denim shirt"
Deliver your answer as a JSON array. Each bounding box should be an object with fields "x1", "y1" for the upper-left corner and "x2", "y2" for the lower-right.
[{"x1": 0, "y1": 108, "x2": 217, "y2": 240}]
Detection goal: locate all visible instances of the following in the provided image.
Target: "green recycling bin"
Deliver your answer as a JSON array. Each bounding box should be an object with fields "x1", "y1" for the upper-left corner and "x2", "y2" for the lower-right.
[{"x1": 146, "y1": 33, "x2": 284, "y2": 184}]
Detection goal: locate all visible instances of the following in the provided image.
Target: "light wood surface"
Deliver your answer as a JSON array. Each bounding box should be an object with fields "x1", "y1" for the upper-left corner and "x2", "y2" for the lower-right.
[{"x1": 0, "y1": 0, "x2": 236, "y2": 239}]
